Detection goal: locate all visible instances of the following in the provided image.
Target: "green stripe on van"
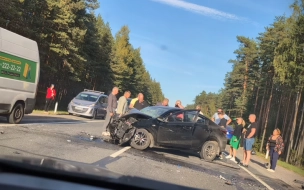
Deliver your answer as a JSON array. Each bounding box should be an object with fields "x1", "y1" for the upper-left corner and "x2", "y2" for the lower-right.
[{"x1": 0, "y1": 51, "x2": 37, "y2": 83}]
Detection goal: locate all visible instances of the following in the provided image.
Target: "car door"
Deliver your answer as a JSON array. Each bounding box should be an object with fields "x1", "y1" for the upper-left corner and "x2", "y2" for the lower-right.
[
  {"x1": 97, "y1": 96, "x2": 107, "y2": 116},
  {"x1": 157, "y1": 110, "x2": 198, "y2": 149},
  {"x1": 191, "y1": 115, "x2": 211, "y2": 149}
]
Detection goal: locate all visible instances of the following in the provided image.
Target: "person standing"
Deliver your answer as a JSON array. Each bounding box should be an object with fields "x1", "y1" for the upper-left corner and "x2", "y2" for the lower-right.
[
  {"x1": 242, "y1": 114, "x2": 258, "y2": 167},
  {"x1": 217, "y1": 113, "x2": 227, "y2": 128},
  {"x1": 156, "y1": 98, "x2": 169, "y2": 106},
  {"x1": 134, "y1": 93, "x2": 149, "y2": 110},
  {"x1": 266, "y1": 128, "x2": 284, "y2": 172},
  {"x1": 175, "y1": 100, "x2": 184, "y2": 109},
  {"x1": 129, "y1": 93, "x2": 139, "y2": 109},
  {"x1": 44, "y1": 84, "x2": 56, "y2": 113},
  {"x1": 116, "y1": 91, "x2": 131, "y2": 117},
  {"x1": 196, "y1": 105, "x2": 204, "y2": 115},
  {"x1": 226, "y1": 117, "x2": 245, "y2": 163},
  {"x1": 211, "y1": 108, "x2": 232, "y2": 126},
  {"x1": 102, "y1": 87, "x2": 119, "y2": 135}
]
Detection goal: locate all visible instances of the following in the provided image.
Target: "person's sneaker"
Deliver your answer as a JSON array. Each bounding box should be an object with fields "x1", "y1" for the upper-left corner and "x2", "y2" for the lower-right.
[
  {"x1": 230, "y1": 157, "x2": 237, "y2": 163},
  {"x1": 267, "y1": 169, "x2": 275, "y2": 172},
  {"x1": 226, "y1": 155, "x2": 232, "y2": 159}
]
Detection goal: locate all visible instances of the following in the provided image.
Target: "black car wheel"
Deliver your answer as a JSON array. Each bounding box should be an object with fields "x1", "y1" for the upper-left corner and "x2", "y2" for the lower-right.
[
  {"x1": 200, "y1": 141, "x2": 219, "y2": 161},
  {"x1": 7, "y1": 103, "x2": 24, "y2": 124},
  {"x1": 130, "y1": 129, "x2": 151, "y2": 150}
]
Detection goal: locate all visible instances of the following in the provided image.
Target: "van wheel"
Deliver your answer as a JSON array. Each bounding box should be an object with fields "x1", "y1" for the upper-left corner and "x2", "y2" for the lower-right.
[
  {"x1": 7, "y1": 103, "x2": 24, "y2": 124},
  {"x1": 200, "y1": 141, "x2": 219, "y2": 161}
]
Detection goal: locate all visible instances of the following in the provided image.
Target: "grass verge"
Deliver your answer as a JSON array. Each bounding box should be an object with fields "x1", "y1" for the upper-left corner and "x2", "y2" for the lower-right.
[
  {"x1": 255, "y1": 152, "x2": 304, "y2": 177},
  {"x1": 32, "y1": 110, "x2": 69, "y2": 115}
]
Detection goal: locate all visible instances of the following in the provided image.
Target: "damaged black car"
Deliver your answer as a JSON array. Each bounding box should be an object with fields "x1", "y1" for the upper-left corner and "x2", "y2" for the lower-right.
[{"x1": 108, "y1": 106, "x2": 227, "y2": 161}]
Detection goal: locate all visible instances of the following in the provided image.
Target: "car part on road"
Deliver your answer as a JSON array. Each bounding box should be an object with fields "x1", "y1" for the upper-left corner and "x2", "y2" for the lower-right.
[
  {"x1": 130, "y1": 128, "x2": 151, "y2": 150},
  {"x1": 7, "y1": 103, "x2": 24, "y2": 124},
  {"x1": 200, "y1": 141, "x2": 219, "y2": 161}
]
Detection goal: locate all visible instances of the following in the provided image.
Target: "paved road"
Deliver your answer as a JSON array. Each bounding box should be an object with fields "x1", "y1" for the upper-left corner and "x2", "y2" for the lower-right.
[{"x1": 0, "y1": 115, "x2": 297, "y2": 190}]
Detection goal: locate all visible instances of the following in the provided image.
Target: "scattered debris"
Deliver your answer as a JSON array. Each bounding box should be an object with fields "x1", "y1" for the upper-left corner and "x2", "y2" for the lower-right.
[
  {"x1": 225, "y1": 181, "x2": 233, "y2": 185},
  {"x1": 90, "y1": 135, "x2": 98, "y2": 141},
  {"x1": 176, "y1": 170, "x2": 180, "y2": 173},
  {"x1": 219, "y1": 175, "x2": 227, "y2": 181},
  {"x1": 220, "y1": 175, "x2": 234, "y2": 186},
  {"x1": 67, "y1": 140, "x2": 71, "y2": 142},
  {"x1": 0, "y1": 131, "x2": 4, "y2": 134}
]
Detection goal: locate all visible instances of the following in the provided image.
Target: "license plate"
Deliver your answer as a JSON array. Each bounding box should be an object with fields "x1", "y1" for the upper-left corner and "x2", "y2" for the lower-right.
[{"x1": 75, "y1": 106, "x2": 83, "y2": 110}]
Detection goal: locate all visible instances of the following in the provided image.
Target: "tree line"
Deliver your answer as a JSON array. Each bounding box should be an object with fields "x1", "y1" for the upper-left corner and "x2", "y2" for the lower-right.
[
  {"x1": 187, "y1": 0, "x2": 304, "y2": 167},
  {"x1": 0, "y1": 0, "x2": 164, "y2": 109}
]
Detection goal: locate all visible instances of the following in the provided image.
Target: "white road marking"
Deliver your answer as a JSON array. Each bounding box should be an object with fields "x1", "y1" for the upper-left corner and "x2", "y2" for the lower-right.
[
  {"x1": 110, "y1": 146, "x2": 131, "y2": 158},
  {"x1": 240, "y1": 166, "x2": 274, "y2": 190}
]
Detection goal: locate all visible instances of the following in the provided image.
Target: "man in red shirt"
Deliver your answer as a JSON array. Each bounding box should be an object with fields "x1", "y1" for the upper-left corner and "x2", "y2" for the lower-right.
[{"x1": 44, "y1": 84, "x2": 56, "y2": 113}]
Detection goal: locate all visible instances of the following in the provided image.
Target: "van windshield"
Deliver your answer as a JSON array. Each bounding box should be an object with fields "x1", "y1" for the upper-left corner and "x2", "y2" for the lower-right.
[{"x1": 75, "y1": 93, "x2": 98, "y2": 102}]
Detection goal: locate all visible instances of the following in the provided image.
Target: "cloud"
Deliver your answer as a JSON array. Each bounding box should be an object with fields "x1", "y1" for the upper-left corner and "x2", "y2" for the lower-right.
[{"x1": 151, "y1": 0, "x2": 244, "y2": 21}]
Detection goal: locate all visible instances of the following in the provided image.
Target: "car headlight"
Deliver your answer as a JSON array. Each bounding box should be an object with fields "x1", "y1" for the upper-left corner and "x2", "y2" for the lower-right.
[{"x1": 89, "y1": 104, "x2": 96, "y2": 107}]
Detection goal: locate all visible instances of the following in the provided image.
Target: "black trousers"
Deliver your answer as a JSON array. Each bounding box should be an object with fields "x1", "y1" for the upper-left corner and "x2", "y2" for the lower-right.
[{"x1": 44, "y1": 98, "x2": 53, "y2": 111}]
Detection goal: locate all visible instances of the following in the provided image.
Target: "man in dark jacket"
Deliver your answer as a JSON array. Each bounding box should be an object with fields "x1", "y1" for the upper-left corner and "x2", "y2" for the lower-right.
[
  {"x1": 102, "y1": 87, "x2": 119, "y2": 135},
  {"x1": 134, "y1": 93, "x2": 149, "y2": 110}
]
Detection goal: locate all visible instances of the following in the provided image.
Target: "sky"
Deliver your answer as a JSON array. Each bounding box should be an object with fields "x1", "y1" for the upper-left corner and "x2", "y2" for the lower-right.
[{"x1": 97, "y1": 0, "x2": 293, "y2": 106}]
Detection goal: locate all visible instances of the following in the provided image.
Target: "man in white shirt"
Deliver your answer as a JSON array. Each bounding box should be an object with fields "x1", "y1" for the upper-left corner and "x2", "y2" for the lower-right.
[{"x1": 212, "y1": 108, "x2": 232, "y2": 126}]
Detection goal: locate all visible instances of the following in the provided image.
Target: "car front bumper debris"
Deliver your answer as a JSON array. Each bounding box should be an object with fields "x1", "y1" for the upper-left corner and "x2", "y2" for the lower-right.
[{"x1": 109, "y1": 117, "x2": 138, "y2": 145}]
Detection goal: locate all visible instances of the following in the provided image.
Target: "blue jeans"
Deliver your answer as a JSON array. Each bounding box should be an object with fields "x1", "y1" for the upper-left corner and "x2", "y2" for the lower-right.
[
  {"x1": 244, "y1": 138, "x2": 255, "y2": 151},
  {"x1": 270, "y1": 147, "x2": 279, "y2": 170}
]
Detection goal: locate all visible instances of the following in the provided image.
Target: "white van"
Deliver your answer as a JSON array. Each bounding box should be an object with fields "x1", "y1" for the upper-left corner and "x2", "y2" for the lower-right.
[{"x1": 0, "y1": 28, "x2": 40, "y2": 124}]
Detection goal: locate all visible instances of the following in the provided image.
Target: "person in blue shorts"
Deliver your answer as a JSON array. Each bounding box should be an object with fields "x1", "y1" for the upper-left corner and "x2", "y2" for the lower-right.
[{"x1": 241, "y1": 114, "x2": 258, "y2": 167}]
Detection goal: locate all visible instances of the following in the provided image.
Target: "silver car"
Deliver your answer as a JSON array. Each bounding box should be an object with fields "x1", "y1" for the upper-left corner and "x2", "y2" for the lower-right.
[{"x1": 67, "y1": 89, "x2": 108, "y2": 119}]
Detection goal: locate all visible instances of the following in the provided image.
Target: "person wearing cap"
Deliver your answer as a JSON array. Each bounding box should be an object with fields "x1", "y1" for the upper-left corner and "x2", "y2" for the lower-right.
[{"x1": 44, "y1": 84, "x2": 56, "y2": 113}]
